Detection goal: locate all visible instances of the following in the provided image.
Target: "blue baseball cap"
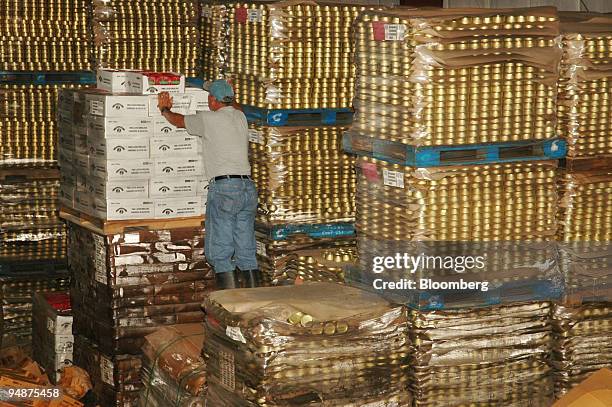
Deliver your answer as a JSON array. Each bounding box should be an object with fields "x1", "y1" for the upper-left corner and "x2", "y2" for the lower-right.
[{"x1": 203, "y1": 79, "x2": 235, "y2": 103}]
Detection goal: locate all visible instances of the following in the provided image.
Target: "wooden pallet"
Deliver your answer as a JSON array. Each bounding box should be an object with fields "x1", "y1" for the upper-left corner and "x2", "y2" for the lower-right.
[
  {"x1": 562, "y1": 155, "x2": 612, "y2": 172},
  {"x1": 0, "y1": 167, "x2": 60, "y2": 182},
  {"x1": 59, "y1": 207, "x2": 204, "y2": 235}
]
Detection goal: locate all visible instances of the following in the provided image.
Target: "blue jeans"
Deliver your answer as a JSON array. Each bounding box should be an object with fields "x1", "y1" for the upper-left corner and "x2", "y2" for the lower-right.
[{"x1": 205, "y1": 178, "x2": 258, "y2": 274}]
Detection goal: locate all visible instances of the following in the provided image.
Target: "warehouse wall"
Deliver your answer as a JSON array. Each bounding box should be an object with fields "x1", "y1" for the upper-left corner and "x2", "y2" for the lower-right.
[{"x1": 444, "y1": 0, "x2": 612, "y2": 12}]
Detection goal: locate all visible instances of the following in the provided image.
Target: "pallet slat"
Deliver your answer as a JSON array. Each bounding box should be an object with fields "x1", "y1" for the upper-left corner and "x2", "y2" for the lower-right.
[
  {"x1": 243, "y1": 106, "x2": 354, "y2": 126},
  {"x1": 59, "y1": 207, "x2": 204, "y2": 235},
  {"x1": 344, "y1": 133, "x2": 567, "y2": 167}
]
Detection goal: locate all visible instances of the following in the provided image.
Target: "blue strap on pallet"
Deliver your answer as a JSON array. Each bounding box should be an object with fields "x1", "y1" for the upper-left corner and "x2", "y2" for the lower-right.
[
  {"x1": 258, "y1": 222, "x2": 356, "y2": 240},
  {"x1": 0, "y1": 71, "x2": 97, "y2": 85},
  {"x1": 243, "y1": 105, "x2": 353, "y2": 126}
]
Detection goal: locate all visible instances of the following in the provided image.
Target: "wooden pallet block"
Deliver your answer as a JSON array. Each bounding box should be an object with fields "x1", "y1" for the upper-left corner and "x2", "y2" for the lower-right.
[
  {"x1": 59, "y1": 206, "x2": 204, "y2": 236},
  {"x1": 563, "y1": 155, "x2": 612, "y2": 172},
  {"x1": 0, "y1": 167, "x2": 60, "y2": 182}
]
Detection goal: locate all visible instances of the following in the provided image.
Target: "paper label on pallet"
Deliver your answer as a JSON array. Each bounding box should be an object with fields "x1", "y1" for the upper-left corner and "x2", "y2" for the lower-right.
[
  {"x1": 372, "y1": 21, "x2": 406, "y2": 41},
  {"x1": 93, "y1": 234, "x2": 107, "y2": 284},
  {"x1": 219, "y1": 349, "x2": 235, "y2": 390},
  {"x1": 248, "y1": 9, "x2": 263, "y2": 22},
  {"x1": 100, "y1": 356, "x2": 114, "y2": 386},
  {"x1": 225, "y1": 326, "x2": 246, "y2": 343},
  {"x1": 248, "y1": 129, "x2": 264, "y2": 144},
  {"x1": 149, "y1": 177, "x2": 198, "y2": 198},
  {"x1": 382, "y1": 169, "x2": 404, "y2": 188},
  {"x1": 256, "y1": 241, "x2": 267, "y2": 257}
]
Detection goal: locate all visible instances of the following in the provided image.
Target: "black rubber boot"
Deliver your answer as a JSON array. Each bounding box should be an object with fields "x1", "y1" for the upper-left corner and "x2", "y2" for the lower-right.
[
  {"x1": 215, "y1": 271, "x2": 239, "y2": 290},
  {"x1": 240, "y1": 269, "x2": 263, "y2": 288}
]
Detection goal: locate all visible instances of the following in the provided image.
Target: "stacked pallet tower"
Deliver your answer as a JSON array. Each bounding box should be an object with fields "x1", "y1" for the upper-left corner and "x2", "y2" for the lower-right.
[
  {"x1": 219, "y1": 1, "x2": 379, "y2": 285},
  {"x1": 344, "y1": 7, "x2": 566, "y2": 406},
  {"x1": 0, "y1": 0, "x2": 93, "y2": 351},
  {"x1": 57, "y1": 71, "x2": 214, "y2": 405},
  {"x1": 552, "y1": 13, "x2": 612, "y2": 399}
]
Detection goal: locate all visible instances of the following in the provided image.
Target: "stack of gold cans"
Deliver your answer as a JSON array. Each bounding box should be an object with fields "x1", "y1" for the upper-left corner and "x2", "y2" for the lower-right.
[
  {"x1": 229, "y1": 1, "x2": 374, "y2": 109},
  {"x1": 250, "y1": 125, "x2": 355, "y2": 226},
  {"x1": 0, "y1": 0, "x2": 92, "y2": 71},
  {"x1": 356, "y1": 157, "x2": 558, "y2": 243},
  {"x1": 0, "y1": 84, "x2": 88, "y2": 167},
  {"x1": 552, "y1": 302, "x2": 612, "y2": 397},
  {"x1": 92, "y1": 0, "x2": 200, "y2": 76},
  {"x1": 0, "y1": 177, "x2": 66, "y2": 263},
  {"x1": 557, "y1": 13, "x2": 612, "y2": 159},
  {"x1": 203, "y1": 282, "x2": 411, "y2": 406},
  {"x1": 349, "y1": 7, "x2": 561, "y2": 147},
  {"x1": 410, "y1": 302, "x2": 554, "y2": 406},
  {"x1": 0, "y1": 270, "x2": 69, "y2": 351},
  {"x1": 201, "y1": 0, "x2": 232, "y2": 81}
]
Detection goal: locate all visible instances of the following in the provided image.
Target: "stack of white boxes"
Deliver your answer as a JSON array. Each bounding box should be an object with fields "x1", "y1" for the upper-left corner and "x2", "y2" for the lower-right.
[{"x1": 58, "y1": 70, "x2": 209, "y2": 220}]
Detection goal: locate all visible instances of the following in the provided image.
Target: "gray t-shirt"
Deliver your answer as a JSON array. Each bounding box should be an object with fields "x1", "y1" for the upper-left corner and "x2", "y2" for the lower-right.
[{"x1": 184, "y1": 106, "x2": 251, "y2": 179}]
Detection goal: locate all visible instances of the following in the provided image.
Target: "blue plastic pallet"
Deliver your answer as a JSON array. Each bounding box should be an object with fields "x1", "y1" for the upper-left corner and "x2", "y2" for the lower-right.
[
  {"x1": 186, "y1": 77, "x2": 205, "y2": 88},
  {"x1": 0, "y1": 71, "x2": 96, "y2": 85},
  {"x1": 343, "y1": 133, "x2": 567, "y2": 167},
  {"x1": 243, "y1": 105, "x2": 354, "y2": 126},
  {"x1": 256, "y1": 222, "x2": 355, "y2": 241}
]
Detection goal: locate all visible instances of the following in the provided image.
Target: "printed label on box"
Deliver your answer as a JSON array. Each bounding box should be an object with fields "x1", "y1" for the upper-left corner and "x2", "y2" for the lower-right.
[
  {"x1": 382, "y1": 169, "x2": 404, "y2": 188},
  {"x1": 47, "y1": 318, "x2": 55, "y2": 334},
  {"x1": 100, "y1": 356, "x2": 114, "y2": 386},
  {"x1": 226, "y1": 326, "x2": 246, "y2": 343},
  {"x1": 54, "y1": 335, "x2": 74, "y2": 353},
  {"x1": 220, "y1": 349, "x2": 235, "y2": 390},
  {"x1": 94, "y1": 199, "x2": 155, "y2": 221},
  {"x1": 150, "y1": 177, "x2": 198, "y2": 198},
  {"x1": 248, "y1": 129, "x2": 264, "y2": 144},
  {"x1": 154, "y1": 196, "x2": 203, "y2": 218},
  {"x1": 93, "y1": 234, "x2": 107, "y2": 284},
  {"x1": 88, "y1": 116, "x2": 154, "y2": 138},
  {"x1": 256, "y1": 241, "x2": 267, "y2": 257},
  {"x1": 90, "y1": 178, "x2": 149, "y2": 199},
  {"x1": 154, "y1": 118, "x2": 188, "y2": 136},
  {"x1": 87, "y1": 136, "x2": 150, "y2": 159},
  {"x1": 87, "y1": 94, "x2": 150, "y2": 118},
  {"x1": 154, "y1": 157, "x2": 203, "y2": 177},
  {"x1": 97, "y1": 69, "x2": 131, "y2": 93},
  {"x1": 151, "y1": 136, "x2": 201, "y2": 157},
  {"x1": 90, "y1": 158, "x2": 154, "y2": 180},
  {"x1": 148, "y1": 94, "x2": 192, "y2": 116},
  {"x1": 372, "y1": 21, "x2": 406, "y2": 41},
  {"x1": 128, "y1": 72, "x2": 185, "y2": 95},
  {"x1": 248, "y1": 9, "x2": 263, "y2": 22}
]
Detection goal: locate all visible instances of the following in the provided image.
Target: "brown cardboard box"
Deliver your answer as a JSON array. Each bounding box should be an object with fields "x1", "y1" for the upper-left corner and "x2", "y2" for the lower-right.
[{"x1": 553, "y1": 368, "x2": 612, "y2": 407}]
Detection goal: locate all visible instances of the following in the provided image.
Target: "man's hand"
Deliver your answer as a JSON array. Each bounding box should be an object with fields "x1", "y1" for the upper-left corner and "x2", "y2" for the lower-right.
[{"x1": 158, "y1": 92, "x2": 173, "y2": 112}]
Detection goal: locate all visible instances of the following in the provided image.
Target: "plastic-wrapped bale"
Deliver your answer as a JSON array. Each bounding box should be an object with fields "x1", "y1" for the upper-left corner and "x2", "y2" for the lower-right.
[
  {"x1": 0, "y1": 0, "x2": 91, "y2": 71},
  {"x1": 409, "y1": 301, "x2": 554, "y2": 407},
  {"x1": 92, "y1": 0, "x2": 200, "y2": 76},
  {"x1": 201, "y1": 0, "x2": 232, "y2": 81},
  {"x1": 229, "y1": 1, "x2": 379, "y2": 109},
  {"x1": 32, "y1": 292, "x2": 73, "y2": 384},
  {"x1": 557, "y1": 13, "x2": 612, "y2": 159},
  {"x1": 348, "y1": 7, "x2": 561, "y2": 147},
  {"x1": 67, "y1": 222, "x2": 214, "y2": 356},
  {"x1": 0, "y1": 84, "x2": 90, "y2": 167},
  {"x1": 73, "y1": 335, "x2": 142, "y2": 407},
  {"x1": 0, "y1": 175, "x2": 66, "y2": 262},
  {"x1": 202, "y1": 282, "x2": 411, "y2": 406},
  {"x1": 552, "y1": 302, "x2": 612, "y2": 398},
  {"x1": 250, "y1": 125, "x2": 355, "y2": 226},
  {"x1": 0, "y1": 270, "x2": 69, "y2": 351},
  {"x1": 256, "y1": 233, "x2": 356, "y2": 284},
  {"x1": 138, "y1": 324, "x2": 206, "y2": 407}
]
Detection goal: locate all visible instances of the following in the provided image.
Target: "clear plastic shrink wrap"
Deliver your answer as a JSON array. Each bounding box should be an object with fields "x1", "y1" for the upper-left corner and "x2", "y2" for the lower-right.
[
  {"x1": 139, "y1": 324, "x2": 206, "y2": 407},
  {"x1": 229, "y1": 1, "x2": 379, "y2": 109},
  {"x1": 92, "y1": 0, "x2": 201, "y2": 76},
  {"x1": 201, "y1": 1, "x2": 233, "y2": 81},
  {"x1": 348, "y1": 7, "x2": 562, "y2": 148},
  {"x1": 203, "y1": 282, "x2": 411, "y2": 406},
  {"x1": 557, "y1": 13, "x2": 612, "y2": 159},
  {"x1": 250, "y1": 125, "x2": 355, "y2": 226}
]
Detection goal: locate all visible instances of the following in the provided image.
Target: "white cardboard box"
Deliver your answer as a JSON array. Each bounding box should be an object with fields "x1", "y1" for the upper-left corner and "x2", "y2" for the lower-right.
[
  {"x1": 88, "y1": 177, "x2": 150, "y2": 200},
  {"x1": 153, "y1": 118, "x2": 188, "y2": 136},
  {"x1": 87, "y1": 135, "x2": 150, "y2": 159},
  {"x1": 88, "y1": 116, "x2": 154, "y2": 138},
  {"x1": 74, "y1": 126, "x2": 89, "y2": 156},
  {"x1": 60, "y1": 186, "x2": 75, "y2": 206},
  {"x1": 154, "y1": 157, "x2": 203, "y2": 177},
  {"x1": 148, "y1": 94, "x2": 193, "y2": 117},
  {"x1": 47, "y1": 314, "x2": 73, "y2": 336},
  {"x1": 128, "y1": 72, "x2": 185, "y2": 94},
  {"x1": 154, "y1": 196, "x2": 203, "y2": 218},
  {"x1": 185, "y1": 87, "x2": 210, "y2": 111},
  {"x1": 93, "y1": 198, "x2": 156, "y2": 220},
  {"x1": 90, "y1": 158, "x2": 154, "y2": 180},
  {"x1": 75, "y1": 174, "x2": 88, "y2": 193},
  {"x1": 149, "y1": 177, "x2": 199, "y2": 198},
  {"x1": 74, "y1": 192, "x2": 93, "y2": 215},
  {"x1": 53, "y1": 335, "x2": 74, "y2": 353},
  {"x1": 87, "y1": 93, "x2": 150, "y2": 118},
  {"x1": 73, "y1": 153, "x2": 90, "y2": 175},
  {"x1": 150, "y1": 135, "x2": 200, "y2": 157},
  {"x1": 96, "y1": 69, "x2": 136, "y2": 93}
]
